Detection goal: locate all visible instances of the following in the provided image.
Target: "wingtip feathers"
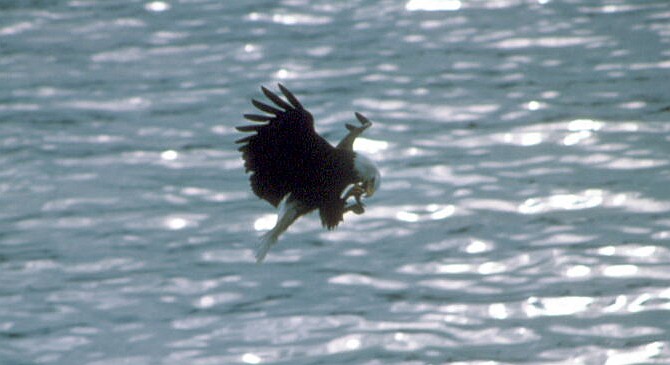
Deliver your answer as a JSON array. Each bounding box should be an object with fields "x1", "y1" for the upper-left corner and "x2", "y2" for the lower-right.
[
  {"x1": 261, "y1": 85, "x2": 292, "y2": 110},
  {"x1": 277, "y1": 83, "x2": 304, "y2": 110},
  {"x1": 355, "y1": 112, "x2": 372, "y2": 126},
  {"x1": 251, "y1": 99, "x2": 282, "y2": 115}
]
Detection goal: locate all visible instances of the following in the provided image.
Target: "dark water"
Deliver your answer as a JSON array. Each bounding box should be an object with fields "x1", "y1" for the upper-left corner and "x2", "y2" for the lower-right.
[{"x1": 2, "y1": 0, "x2": 670, "y2": 364}]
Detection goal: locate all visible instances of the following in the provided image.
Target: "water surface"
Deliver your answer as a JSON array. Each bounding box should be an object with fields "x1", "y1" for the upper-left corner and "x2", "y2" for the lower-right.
[{"x1": 2, "y1": 0, "x2": 670, "y2": 364}]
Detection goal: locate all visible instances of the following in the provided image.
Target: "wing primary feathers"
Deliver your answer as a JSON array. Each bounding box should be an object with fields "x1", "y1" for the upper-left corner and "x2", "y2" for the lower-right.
[
  {"x1": 336, "y1": 112, "x2": 373, "y2": 150},
  {"x1": 235, "y1": 125, "x2": 261, "y2": 132},
  {"x1": 235, "y1": 135, "x2": 254, "y2": 144},
  {"x1": 243, "y1": 113, "x2": 272, "y2": 122},
  {"x1": 355, "y1": 112, "x2": 371, "y2": 126},
  {"x1": 252, "y1": 99, "x2": 282, "y2": 115},
  {"x1": 261, "y1": 86, "x2": 293, "y2": 110},
  {"x1": 278, "y1": 83, "x2": 304, "y2": 110}
]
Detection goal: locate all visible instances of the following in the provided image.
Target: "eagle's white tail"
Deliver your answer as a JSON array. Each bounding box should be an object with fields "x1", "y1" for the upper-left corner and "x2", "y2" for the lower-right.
[
  {"x1": 255, "y1": 230, "x2": 279, "y2": 263},
  {"x1": 255, "y1": 194, "x2": 302, "y2": 263}
]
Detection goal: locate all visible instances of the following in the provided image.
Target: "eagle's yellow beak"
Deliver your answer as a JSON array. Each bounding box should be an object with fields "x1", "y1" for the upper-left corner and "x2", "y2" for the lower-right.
[{"x1": 363, "y1": 180, "x2": 377, "y2": 197}]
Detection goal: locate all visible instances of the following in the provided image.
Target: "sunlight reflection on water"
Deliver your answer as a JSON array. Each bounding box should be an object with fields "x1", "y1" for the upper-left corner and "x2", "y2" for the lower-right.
[
  {"x1": 406, "y1": 0, "x2": 462, "y2": 12},
  {"x1": 519, "y1": 188, "x2": 670, "y2": 215}
]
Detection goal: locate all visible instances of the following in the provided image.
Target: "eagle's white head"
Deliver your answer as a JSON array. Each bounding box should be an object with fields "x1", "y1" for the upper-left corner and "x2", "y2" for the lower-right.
[{"x1": 353, "y1": 153, "x2": 381, "y2": 197}]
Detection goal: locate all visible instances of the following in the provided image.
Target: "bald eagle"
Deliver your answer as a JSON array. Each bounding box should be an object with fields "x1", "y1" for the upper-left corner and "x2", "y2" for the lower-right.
[{"x1": 236, "y1": 84, "x2": 381, "y2": 262}]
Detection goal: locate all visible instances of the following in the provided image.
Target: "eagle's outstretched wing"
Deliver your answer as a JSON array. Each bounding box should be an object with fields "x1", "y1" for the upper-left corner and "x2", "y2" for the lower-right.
[
  {"x1": 235, "y1": 84, "x2": 338, "y2": 207},
  {"x1": 336, "y1": 112, "x2": 373, "y2": 151}
]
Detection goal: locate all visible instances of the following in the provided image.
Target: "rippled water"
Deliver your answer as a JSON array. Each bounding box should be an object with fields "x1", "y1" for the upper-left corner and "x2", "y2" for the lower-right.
[{"x1": 2, "y1": 0, "x2": 670, "y2": 364}]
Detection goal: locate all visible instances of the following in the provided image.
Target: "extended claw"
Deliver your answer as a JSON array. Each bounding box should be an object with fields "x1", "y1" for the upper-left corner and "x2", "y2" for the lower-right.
[
  {"x1": 345, "y1": 201, "x2": 366, "y2": 215},
  {"x1": 341, "y1": 183, "x2": 366, "y2": 214}
]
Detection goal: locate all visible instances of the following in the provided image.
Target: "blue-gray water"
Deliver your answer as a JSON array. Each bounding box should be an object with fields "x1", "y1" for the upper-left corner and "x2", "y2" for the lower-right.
[{"x1": 2, "y1": 1, "x2": 670, "y2": 364}]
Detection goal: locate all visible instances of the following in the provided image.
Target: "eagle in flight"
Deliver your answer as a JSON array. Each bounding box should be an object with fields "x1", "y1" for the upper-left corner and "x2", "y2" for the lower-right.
[{"x1": 236, "y1": 84, "x2": 381, "y2": 262}]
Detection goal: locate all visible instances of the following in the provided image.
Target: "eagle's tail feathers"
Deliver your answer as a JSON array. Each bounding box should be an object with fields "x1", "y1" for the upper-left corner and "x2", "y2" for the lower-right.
[
  {"x1": 255, "y1": 194, "x2": 302, "y2": 263},
  {"x1": 255, "y1": 231, "x2": 278, "y2": 263}
]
